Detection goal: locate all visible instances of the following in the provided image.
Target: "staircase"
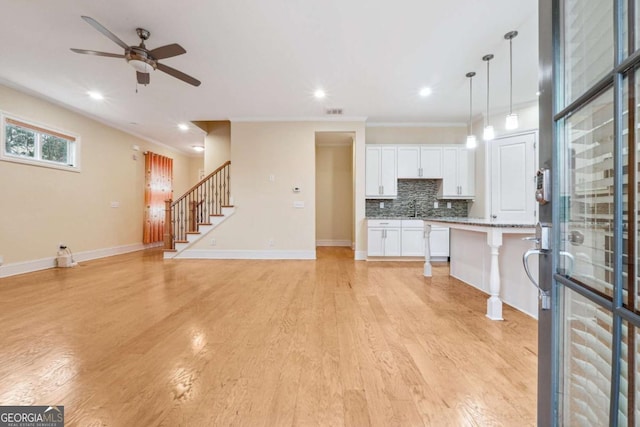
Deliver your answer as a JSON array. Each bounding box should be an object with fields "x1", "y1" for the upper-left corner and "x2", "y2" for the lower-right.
[{"x1": 163, "y1": 161, "x2": 234, "y2": 259}]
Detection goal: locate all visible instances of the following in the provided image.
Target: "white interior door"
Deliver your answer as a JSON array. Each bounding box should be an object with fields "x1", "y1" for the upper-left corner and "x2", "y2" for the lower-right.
[{"x1": 490, "y1": 133, "x2": 536, "y2": 222}]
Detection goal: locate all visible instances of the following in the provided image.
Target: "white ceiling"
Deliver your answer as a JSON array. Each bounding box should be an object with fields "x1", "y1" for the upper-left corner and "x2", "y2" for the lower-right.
[{"x1": 0, "y1": 0, "x2": 539, "y2": 154}]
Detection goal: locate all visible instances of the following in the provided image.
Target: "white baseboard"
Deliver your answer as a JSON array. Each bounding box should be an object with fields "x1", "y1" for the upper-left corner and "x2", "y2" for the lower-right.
[
  {"x1": 316, "y1": 240, "x2": 352, "y2": 247},
  {"x1": 354, "y1": 251, "x2": 367, "y2": 261},
  {"x1": 0, "y1": 242, "x2": 162, "y2": 278},
  {"x1": 176, "y1": 249, "x2": 317, "y2": 260}
]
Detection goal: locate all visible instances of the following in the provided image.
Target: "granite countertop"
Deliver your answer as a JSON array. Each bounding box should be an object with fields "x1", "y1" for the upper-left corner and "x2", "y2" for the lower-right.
[{"x1": 367, "y1": 216, "x2": 536, "y2": 228}]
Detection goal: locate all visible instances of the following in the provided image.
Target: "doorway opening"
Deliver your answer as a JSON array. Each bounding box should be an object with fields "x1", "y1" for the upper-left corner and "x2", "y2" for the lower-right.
[{"x1": 315, "y1": 132, "x2": 355, "y2": 259}]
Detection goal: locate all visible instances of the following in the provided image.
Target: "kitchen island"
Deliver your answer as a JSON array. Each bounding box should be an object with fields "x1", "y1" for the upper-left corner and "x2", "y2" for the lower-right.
[{"x1": 423, "y1": 218, "x2": 537, "y2": 320}]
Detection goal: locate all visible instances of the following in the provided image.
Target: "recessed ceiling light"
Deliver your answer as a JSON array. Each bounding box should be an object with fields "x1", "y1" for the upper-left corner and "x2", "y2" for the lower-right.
[
  {"x1": 191, "y1": 145, "x2": 205, "y2": 152},
  {"x1": 314, "y1": 89, "x2": 326, "y2": 99},
  {"x1": 419, "y1": 87, "x2": 432, "y2": 97},
  {"x1": 87, "y1": 91, "x2": 104, "y2": 100},
  {"x1": 536, "y1": 91, "x2": 541, "y2": 96},
  {"x1": 178, "y1": 123, "x2": 189, "y2": 131}
]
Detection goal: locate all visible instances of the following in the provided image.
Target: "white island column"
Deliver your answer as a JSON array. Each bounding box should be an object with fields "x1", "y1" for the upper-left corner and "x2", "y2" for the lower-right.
[
  {"x1": 423, "y1": 224, "x2": 432, "y2": 276},
  {"x1": 486, "y1": 229, "x2": 503, "y2": 320}
]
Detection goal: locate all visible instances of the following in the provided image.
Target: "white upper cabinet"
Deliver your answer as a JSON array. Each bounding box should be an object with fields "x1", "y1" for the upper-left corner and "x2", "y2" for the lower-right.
[
  {"x1": 365, "y1": 146, "x2": 397, "y2": 198},
  {"x1": 420, "y1": 146, "x2": 443, "y2": 178},
  {"x1": 440, "y1": 146, "x2": 475, "y2": 199},
  {"x1": 397, "y1": 146, "x2": 443, "y2": 179}
]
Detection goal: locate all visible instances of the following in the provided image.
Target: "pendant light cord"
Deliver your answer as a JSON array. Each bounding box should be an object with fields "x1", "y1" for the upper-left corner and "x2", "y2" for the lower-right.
[
  {"x1": 509, "y1": 37, "x2": 513, "y2": 115},
  {"x1": 469, "y1": 75, "x2": 473, "y2": 134},
  {"x1": 486, "y1": 58, "x2": 490, "y2": 126}
]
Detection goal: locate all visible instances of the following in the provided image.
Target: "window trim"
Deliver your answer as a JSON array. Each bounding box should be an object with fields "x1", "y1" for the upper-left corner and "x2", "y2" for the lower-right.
[{"x1": 0, "y1": 112, "x2": 81, "y2": 172}]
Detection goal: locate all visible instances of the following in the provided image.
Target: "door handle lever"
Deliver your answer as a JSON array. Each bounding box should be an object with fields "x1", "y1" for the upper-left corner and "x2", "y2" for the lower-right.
[{"x1": 522, "y1": 249, "x2": 551, "y2": 310}]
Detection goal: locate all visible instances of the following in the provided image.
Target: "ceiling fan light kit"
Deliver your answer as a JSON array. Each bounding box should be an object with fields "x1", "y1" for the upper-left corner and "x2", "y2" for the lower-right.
[{"x1": 71, "y1": 16, "x2": 201, "y2": 87}]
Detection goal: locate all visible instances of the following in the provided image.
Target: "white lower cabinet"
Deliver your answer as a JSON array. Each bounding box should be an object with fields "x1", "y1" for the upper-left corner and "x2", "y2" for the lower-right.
[
  {"x1": 368, "y1": 219, "x2": 449, "y2": 259},
  {"x1": 429, "y1": 227, "x2": 450, "y2": 258},
  {"x1": 400, "y1": 220, "x2": 426, "y2": 256},
  {"x1": 367, "y1": 220, "x2": 401, "y2": 256}
]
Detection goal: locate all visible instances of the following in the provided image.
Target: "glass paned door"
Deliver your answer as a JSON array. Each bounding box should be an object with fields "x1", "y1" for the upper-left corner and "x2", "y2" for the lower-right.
[{"x1": 542, "y1": 0, "x2": 640, "y2": 425}]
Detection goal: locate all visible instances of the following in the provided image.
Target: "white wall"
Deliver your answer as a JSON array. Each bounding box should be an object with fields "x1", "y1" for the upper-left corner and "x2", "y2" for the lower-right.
[
  {"x1": 315, "y1": 137, "x2": 353, "y2": 245},
  {"x1": 0, "y1": 84, "x2": 199, "y2": 269},
  {"x1": 189, "y1": 120, "x2": 366, "y2": 258}
]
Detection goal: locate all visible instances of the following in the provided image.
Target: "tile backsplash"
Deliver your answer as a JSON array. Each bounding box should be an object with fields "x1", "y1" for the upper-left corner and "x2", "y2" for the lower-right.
[{"x1": 366, "y1": 179, "x2": 469, "y2": 218}]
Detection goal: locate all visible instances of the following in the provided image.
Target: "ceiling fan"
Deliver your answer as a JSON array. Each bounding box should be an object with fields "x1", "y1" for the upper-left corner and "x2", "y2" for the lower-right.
[{"x1": 70, "y1": 16, "x2": 201, "y2": 87}]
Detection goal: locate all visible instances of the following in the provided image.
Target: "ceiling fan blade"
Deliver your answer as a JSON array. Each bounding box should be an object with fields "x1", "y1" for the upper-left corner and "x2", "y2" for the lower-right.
[
  {"x1": 149, "y1": 44, "x2": 186, "y2": 60},
  {"x1": 81, "y1": 16, "x2": 129, "y2": 51},
  {"x1": 137, "y1": 72, "x2": 150, "y2": 85},
  {"x1": 70, "y1": 48, "x2": 124, "y2": 58},
  {"x1": 157, "y1": 63, "x2": 201, "y2": 87}
]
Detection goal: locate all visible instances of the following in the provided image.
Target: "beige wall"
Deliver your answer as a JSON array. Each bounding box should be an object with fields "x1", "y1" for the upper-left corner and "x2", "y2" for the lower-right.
[
  {"x1": 315, "y1": 141, "x2": 353, "y2": 244},
  {"x1": 190, "y1": 120, "x2": 366, "y2": 256},
  {"x1": 365, "y1": 125, "x2": 466, "y2": 145},
  {"x1": 202, "y1": 121, "x2": 231, "y2": 174},
  {"x1": 0, "y1": 84, "x2": 198, "y2": 264}
]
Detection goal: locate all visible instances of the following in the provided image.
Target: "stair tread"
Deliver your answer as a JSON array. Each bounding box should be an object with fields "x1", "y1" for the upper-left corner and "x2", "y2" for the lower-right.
[
  {"x1": 198, "y1": 223, "x2": 213, "y2": 226},
  {"x1": 186, "y1": 232, "x2": 201, "y2": 235},
  {"x1": 210, "y1": 214, "x2": 224, "y2": 217},
  {"x1": 175, "y1": 240, "x2": 189, "y2": 244},
  {"x1": 221, "y1": 205, "x2": 234, "y2": 208},
  {"x1": 163, "y1": 249, "x2": 177, "y2": 253}
]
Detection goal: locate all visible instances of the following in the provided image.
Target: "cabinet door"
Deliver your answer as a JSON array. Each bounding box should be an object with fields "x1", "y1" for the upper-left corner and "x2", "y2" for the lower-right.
[
  {"x1": 441, "y1": 147, "x2": 459, "y2": 197},
  {"x1": 457, "y1": 148, "x2": 475, "y2": 197},
  {"x1": 379, "y1": 147, "x2": 397, "y2": 197},
  {"x1": 367, "y1": 228, "x2": 385, "y2": 256},
  {"x1": 365, "y1": 147, "x2": 381, "y2": 197},
  {"x1": 401, "y1": 228, "x2": 425, "y2": 256},
  {"x1": 383, "y1": 228, "x2": 402, "y2": 256},
  {"x1": 430, "y1": 227, "x2": 450, "y2": 257},
  {"x1": 420, "y1": 147, "x2": 443, "y2": 178},
  {"x1": 397, "y1": 146, "x2": 420, "y2": 178}
]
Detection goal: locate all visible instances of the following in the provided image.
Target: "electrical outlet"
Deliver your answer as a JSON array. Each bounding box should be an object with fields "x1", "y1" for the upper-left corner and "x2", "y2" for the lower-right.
[
  {"x1": 268, "y1": 239, "x2": 275, "y2": 247},
  {"x1": 379, "y1": 202, "x2": 384, "y2": 208},
  {"x1": 433, "y1": 201, "x2": 439, "y2": 208},
  {"x1": 269, "y1": 174, "x2": 275, "y2": 182},
  {"x1": 110, "y1": 201, "x2": 120, "y2": 208},
  {"x1": 0, "y1": 255, "x2": 3, "y2": 266},
  {"x1": 447, "y1": 202, "x2": 452, "y2": 209},
  {"x1": 211, "y1": 238, "x2": 216, "y2": 246}
]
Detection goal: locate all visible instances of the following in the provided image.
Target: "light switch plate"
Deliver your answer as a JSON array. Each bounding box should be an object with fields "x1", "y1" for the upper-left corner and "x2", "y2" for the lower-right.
[
  {"x1": 0, "y1": 255, "x2": 3, "y2": 266},
  {"x1": 293, "y1": 201, "x2": 305, "y2": 208},
  {"x1": 110, "y1": 201, "x2": 120, "y2": 208}
]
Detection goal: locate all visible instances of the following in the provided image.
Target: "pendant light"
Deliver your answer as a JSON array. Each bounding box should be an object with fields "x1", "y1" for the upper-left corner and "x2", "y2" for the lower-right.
[
  {"x1": 504, "y1": 30, "x2": 519, "y2": 130},
  {"x1": 465, "y1": 72, "x2": 477, "y2": 149},
  {"x1": 482, "y1": 54, "x2": 495, "y2": 141}
]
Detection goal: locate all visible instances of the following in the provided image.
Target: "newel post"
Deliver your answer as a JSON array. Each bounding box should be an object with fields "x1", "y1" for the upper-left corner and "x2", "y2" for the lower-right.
[{"x1": 164, "y1": 199, "x2": 173, "y2": 250}]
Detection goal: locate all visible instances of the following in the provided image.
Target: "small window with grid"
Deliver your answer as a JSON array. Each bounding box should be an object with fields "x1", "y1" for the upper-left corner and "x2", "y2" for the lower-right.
[{"x1": 1, "y1": 114, "x2": 80, "y2": 171}]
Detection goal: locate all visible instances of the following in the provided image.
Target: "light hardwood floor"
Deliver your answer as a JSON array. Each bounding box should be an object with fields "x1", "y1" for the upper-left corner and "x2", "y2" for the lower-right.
[{"x1": 0, "y1": 247, "x2": 537, "y2": 426}]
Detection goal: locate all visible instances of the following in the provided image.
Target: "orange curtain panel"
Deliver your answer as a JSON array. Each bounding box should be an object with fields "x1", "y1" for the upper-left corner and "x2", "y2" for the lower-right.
[{"x1": 143, "y1": 152, "x2": 173, "y2": 244}]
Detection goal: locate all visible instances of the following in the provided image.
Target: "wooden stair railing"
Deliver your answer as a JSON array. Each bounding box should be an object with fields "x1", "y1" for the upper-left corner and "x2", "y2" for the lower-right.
[{"x1": 164, "y1": 161, "x2": 231, "y2": 250}]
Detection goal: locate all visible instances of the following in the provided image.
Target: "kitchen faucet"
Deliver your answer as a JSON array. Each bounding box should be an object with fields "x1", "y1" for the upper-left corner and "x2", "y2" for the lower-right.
[{"x1": 412, "y1": 199, "x2": 418, "y2": 217}]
